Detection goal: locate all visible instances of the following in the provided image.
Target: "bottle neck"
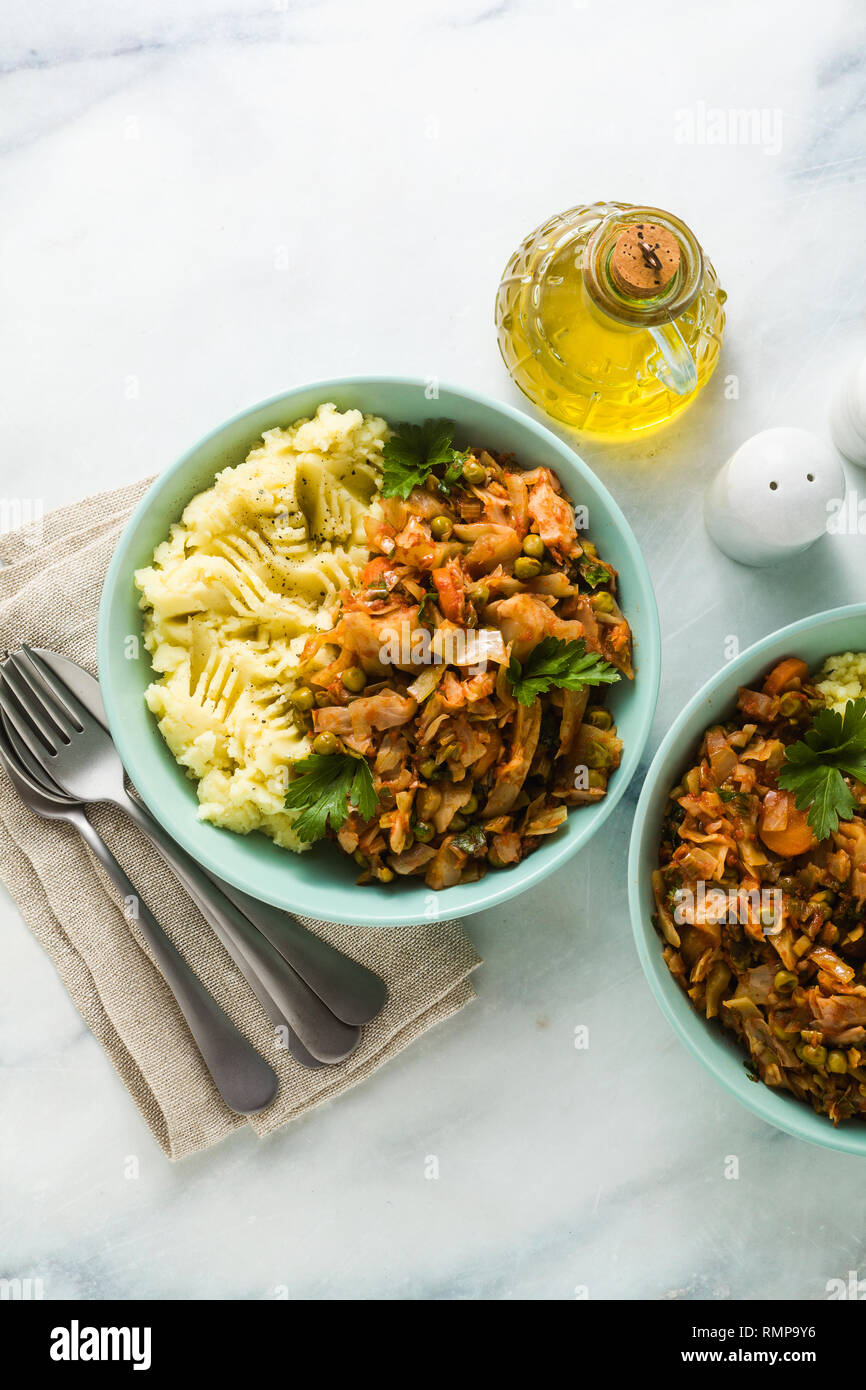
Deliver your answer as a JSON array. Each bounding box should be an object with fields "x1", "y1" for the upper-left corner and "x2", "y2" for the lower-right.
[{"x1": 583, "y1": 207, "x2": 704, "y2": 329}]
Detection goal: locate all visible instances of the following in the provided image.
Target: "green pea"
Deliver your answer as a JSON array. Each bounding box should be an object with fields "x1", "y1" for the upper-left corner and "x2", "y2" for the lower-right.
[
  {"x1": 449, "y1": 813, "x2": 468, "y2": 833},
  {"x1": 827, "y1": 1050, "x2": 848, "y2": 1074},
  {"x1": 774, "y1": 970, "x2": 798, "y2": 993},
  {"x1": 341, "y1": 665, "x2": 367, "y2": 693},
  {"x1": 414, "y1": 821, "x2": 434, "y2": 842},
  {"x1": 430, "y1": 515, "x2": 453, "y2": 540},
  {"x1": 290, "y1": 685, "x2": 315, "y2": 711},
  {"x1": 462, "y1": 793, "x2": 478, "y2": 815},
  {"x1": 514, "y1": 556, "x2": 542, "y2": 581},
  {"x1": 779, "y1": 692, "x2": 803, "y2": 717},
  {"x1": 585, "y1": 709, "x2": 612, "y2": 730},
  {"x1": 312, "y1": 731, "x2": 338, "y2": 755},
  {"x1": 587, "y1": 770, "x2": 607, "y2": 789},
  {"x1": 471, "y1": 583, "x2": 490, "y2": 606},
  {"x1": 591, "y1": 591, "x2": 616, "y2": 613},
  {"x1": 353, "y1": 849, "x2": 367, "y2": 867},
  {"x1": 461, "y1": 459, "x2": 486, "y2": 486},
  {"x1": 583, "y1": 741, "x2": 613, "y2": 770},
  {"x1": 797, "y1": 1043, "x2": 827, "y2": 1068},
  {"x1": 419, "y1": 758, "x2": 437, "y2": 780},
  {"x1": 522, "y1": 533, "x2": 545, "y2": 559}
]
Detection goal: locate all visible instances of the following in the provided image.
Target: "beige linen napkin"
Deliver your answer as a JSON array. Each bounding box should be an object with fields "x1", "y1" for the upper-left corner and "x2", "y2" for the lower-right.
[{"x1": 0, "y1": 481, "x2": 481, "y2": 1159}]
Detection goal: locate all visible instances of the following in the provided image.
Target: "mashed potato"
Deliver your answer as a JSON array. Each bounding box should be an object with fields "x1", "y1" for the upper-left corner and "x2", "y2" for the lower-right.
[
  {"x1": 816, "y1": 651, "x2": 866, "y2": 715},
  {"x1": 135, "y1": 403, "x2": 386, "y2": 849}
]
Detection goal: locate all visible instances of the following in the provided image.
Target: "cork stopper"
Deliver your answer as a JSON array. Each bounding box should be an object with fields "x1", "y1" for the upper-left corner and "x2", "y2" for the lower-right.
[{"x1": 610, "y1": 221, "x2": 680, "y2": 297}]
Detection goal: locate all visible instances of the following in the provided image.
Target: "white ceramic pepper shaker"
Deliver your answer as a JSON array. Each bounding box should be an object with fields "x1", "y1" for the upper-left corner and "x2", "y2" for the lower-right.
[
  {"x1": 703, "y1": 427, "x2": 845, "y2": 567},
  {"x1": 830, "y1": 355, "x2": 866, "y2": 468}
]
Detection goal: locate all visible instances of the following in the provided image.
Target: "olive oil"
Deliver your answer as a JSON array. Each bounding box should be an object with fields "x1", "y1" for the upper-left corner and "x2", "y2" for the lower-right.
[{"x1": 495, "y1": 202, "x2": 726, "y2": 439}]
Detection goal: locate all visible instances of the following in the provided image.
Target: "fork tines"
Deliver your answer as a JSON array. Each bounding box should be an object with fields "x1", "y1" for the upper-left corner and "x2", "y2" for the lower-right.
[{"x1": 0, "y1": 647, "x2": 84, "y2": 760}]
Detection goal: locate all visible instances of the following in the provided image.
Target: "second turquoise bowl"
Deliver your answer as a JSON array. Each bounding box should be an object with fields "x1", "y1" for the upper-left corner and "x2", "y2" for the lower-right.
[
  {"x1": 629, "y1": 603, "x2": 866, "y2": 1154},
  {"x1": 98, "y1": 377, "x2": 660, "y2": 926}
]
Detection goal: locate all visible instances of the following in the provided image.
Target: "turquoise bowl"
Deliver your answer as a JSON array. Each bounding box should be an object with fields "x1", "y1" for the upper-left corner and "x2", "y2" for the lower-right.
[
  {"x1": 629, "y1": 603, "x2": 866, "y2": 1154},
  {"x1": 98, "y1": 377, "x2": 660, "y2": 926}
]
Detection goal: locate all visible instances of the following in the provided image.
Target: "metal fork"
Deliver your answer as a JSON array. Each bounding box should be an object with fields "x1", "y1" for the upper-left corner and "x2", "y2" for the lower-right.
[
  {"x1": 0, "y1": 724, "x2": 279, "y2": 1115},
  {"x1": 0, "y1": 712, "x2": 327, "y2": 1071},
  {"x1": 31, "y1": 649, "x2": 386, "y2": 1029},
  {"x1": 0, "y1": 647, "x2": 361, "y2": 1065}
]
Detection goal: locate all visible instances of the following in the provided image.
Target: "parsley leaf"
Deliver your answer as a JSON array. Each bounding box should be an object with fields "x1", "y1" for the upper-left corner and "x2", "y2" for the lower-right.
[
  {"x1": 284, "y1": 753, "x2": 378, "y2": 843},
  {"x1": 437, "y1": 456, "x2": 467, "y2": 495},
  {"x1": 452, "y1": 824, "x2": 487, "y2": 856},
  {"x1": 718, "y1": 787, "x2": 748, "y2": 811},
  {"x1": 380, "y1": 419, "x2": 468, "y2": 499},
  {"x1": 417, "y1": 589, "x2": 438, "y2": 629},
  {"x1": 778, "y1": 696, "x2": 866, "y2": 839},
  {"x1": 579, "y1": 558, "x2": 611, "y2": 589},
  {"x1": 507, "y1": 636, "x2": 621, "y2": 707}
]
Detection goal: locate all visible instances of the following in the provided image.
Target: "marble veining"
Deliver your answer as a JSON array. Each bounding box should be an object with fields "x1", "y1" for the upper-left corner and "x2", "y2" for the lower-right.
[{"x1": 2, "y1": 0, "x2": 866, "y2": 1301}]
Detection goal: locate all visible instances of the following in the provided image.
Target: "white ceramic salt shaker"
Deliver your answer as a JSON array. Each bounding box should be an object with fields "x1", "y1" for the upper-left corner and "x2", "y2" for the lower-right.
[
  {"x1": 830, "y1": 355, "x2": 866, "y2": 469},
  {"x1": 703, "y1": 427, "x2": 845, "y2": 567}
]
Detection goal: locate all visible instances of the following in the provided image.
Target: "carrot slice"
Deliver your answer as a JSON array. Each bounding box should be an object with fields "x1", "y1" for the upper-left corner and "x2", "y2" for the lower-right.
[
  {"x1": 432, "y1": 564, "x2": 465, "y2": 622},
  {"x1": 361, "y1": 556, "x2": 389, "y2": 586},
  {"x1": 759, "y1": 790, "x2": 816, "y2": 855},
  {"x1": 764, "y1": 658, "x2": 809, "y2": 696}
]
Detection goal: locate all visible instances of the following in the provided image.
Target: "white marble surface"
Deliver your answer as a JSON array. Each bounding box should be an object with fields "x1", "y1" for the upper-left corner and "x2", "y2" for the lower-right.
[{"x1": 2, "y1": 0, "x2": 866, "y2": 1301}]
